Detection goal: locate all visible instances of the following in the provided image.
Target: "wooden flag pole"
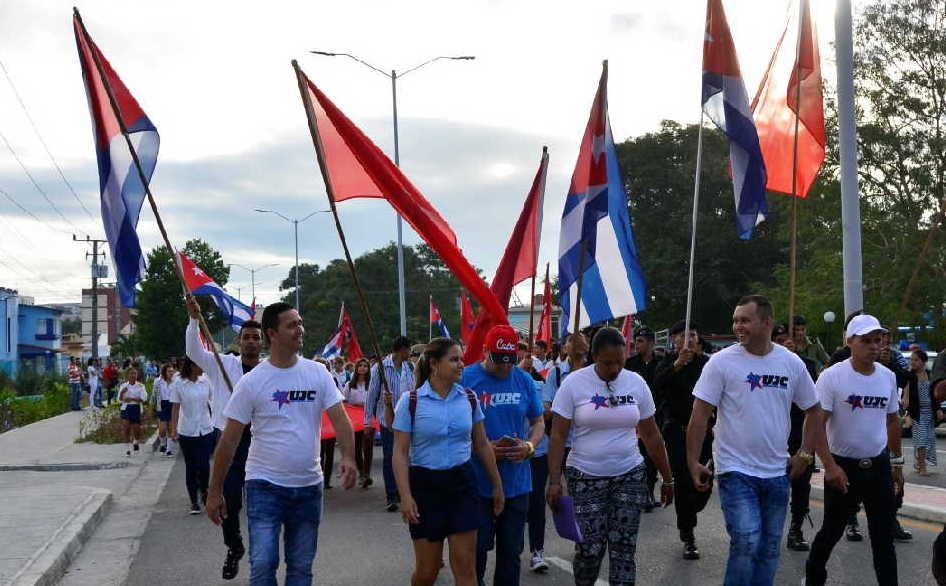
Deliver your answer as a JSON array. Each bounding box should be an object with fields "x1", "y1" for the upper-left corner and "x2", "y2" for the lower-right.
[
  {"x1": 684, "y1": 113, "x2": 706, "y2": 346},
  {"x1": 74, "y1": 8, "x2": 233, "y2": 393},
  {"x1": 787, "y1": 0, "x2": 804, "y2": 340},
  {"x1": 292, "y1": 60, "x2": 390, "y2": 396},
  {"x1": 572, "y1": 239, "x2": 588, "y2": 336}
]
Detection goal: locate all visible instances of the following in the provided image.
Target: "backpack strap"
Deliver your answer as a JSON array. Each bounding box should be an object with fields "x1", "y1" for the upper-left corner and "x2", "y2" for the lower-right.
[
  {"x1": 408, "y1": 390, "x2": 418, "y2": 428},
  {"x1": 464, "y1": 388, "x2": 477, "y2": 414},
  {"x1": 554, "y1": 366, "x2": 562, "y2": 388}
]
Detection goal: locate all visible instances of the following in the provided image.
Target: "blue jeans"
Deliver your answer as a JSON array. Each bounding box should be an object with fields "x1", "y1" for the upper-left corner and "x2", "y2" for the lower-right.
[
  {"x1": 717, "y1": 472, "x2": 789, "y2": 586},
  {"x1": 245, "y1": 479, "x2": 323, "y2": 586},
  {"x1": 380, "y1": 427, "x2": 398, "y2": 502},
  {"x1": 69, "y1": 382, "x2": 82, "y2": 410},
  {"x1": 476, "y1": 493, "x2": 528, "y2": 586}
]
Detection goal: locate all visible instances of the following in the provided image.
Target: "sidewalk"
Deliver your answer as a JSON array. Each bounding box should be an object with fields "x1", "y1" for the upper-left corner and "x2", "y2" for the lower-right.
[
  {"x1": 0, "y1": 410, "x2": 173, "y2": 586},
  {"x1": 811, "y1": 468, "x2": 946, "y2": 525}
]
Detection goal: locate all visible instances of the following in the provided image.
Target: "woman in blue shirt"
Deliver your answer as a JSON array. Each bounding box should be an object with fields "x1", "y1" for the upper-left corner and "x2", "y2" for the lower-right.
[{"x1": 393, "y1": 337, "x2": 504, "y2": 586}]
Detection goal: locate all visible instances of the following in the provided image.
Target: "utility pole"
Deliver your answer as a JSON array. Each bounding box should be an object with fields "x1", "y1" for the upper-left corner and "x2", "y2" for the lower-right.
[{"x1": 73, "y1": 235, "x2": 107, "y2": 358}]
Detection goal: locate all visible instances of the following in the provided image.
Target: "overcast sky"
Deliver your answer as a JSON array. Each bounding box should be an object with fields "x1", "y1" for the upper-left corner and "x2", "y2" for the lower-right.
[{"x1": 0, "y1": 0, "x2": 855, "y2": 311}]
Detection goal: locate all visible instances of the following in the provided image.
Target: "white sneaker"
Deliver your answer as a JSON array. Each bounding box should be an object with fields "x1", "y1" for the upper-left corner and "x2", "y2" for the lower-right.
[{"x1": 530, "y1": 550, "x2": 549, "y2": 573}]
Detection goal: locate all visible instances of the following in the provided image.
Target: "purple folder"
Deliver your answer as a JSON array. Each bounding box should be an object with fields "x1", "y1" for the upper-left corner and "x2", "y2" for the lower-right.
[{"x1": 552, "y1": 496, "x2": 583, "y2": 543}]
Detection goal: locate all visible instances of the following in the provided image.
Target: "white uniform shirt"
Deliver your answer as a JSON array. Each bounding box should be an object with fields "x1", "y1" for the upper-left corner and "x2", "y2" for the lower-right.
[
  {"x1": 693, "y1": 343, "x2": 819, "y2": 478},
  {"x1": 344, "y1": 380, "x2": 369, "y2": 406},
  {"x1": 170, "y1": 377, "x2": 214, "y2": 437},
  {"x1": 154, "y1": 377, "x2": 174, "y2": 402},
  {"x1": 186, "y1": 318, "x2": 249, "y2": 430},
  {"x1": 224, "y1": 359, "x2": 343, "y2": 488},
  {"x1": 817, "y1": 360, "x2": 899, "y2": 459},
  {"x1": 551, "y1": 365, "x2": 656, "y2": 477},
  {"x1": 119, "y1": 382, "x2": 147, "y2": 411}
]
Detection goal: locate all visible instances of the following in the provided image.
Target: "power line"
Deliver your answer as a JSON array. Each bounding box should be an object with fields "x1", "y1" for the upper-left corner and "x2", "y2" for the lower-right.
[
  {"x1": 0, "y1": 57, "x2": 96, "y2": 220},
  {"x1": 0, "y1": 185, "x2": 68, "y2": 234},
  {"x1": 0, "y1": 125, "x2": 80, "y2": 231}
]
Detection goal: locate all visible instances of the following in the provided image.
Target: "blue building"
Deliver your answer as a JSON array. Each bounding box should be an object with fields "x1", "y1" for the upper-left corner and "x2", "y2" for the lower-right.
[{"x1": 18, "y1": 303, "x2": 64, "y2": 374}]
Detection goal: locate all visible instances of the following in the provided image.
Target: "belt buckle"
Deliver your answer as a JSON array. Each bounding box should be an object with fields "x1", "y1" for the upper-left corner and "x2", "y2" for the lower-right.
[{"x1": 858, "y1": 458, "x2": 872, "y2": 469}]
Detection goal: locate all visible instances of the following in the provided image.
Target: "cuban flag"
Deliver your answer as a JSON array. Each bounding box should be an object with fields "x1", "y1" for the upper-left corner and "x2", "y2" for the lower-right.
[
  {"x1": 74, "y1": 11, "x2": 158, "y2": 307},
  {"x1": 558, "y1": 61, "x2": 647, "y2": 336},
  {"x1": 178, "y1": 252, "x2": 254, "y2": 333},
  {"x1": 321, "y1": 302, "x2": 363, "y2": 361},
  {"x1": 702, "y1": 0, "x2": 768, "y2": 239},
  {"x1": 430, "y1": 298, "x2": 451, "y2": 338}
]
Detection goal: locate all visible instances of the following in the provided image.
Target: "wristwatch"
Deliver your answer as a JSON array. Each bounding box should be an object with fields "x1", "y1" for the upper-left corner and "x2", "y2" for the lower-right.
[
  {"x1": 796, "y1": 450, "x2": 814, "y2": 465},
  {"x1": 524, "y1": 441, "x2": 535, "y2": 458}
]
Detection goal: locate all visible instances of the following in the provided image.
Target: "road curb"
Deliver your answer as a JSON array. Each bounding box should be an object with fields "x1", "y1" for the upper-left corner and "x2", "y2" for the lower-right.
[
  {"x1": 9, "y1": 488, "x2": 112, "y2": 586},
  {"x1": 811, "y1": 485, "x2": 946, "y2": 525}
]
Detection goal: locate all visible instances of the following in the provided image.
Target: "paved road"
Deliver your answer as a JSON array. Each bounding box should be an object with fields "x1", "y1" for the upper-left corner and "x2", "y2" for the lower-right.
[
  {"x1": 903, "y1": 437, "x2": 946, "y2": 491},
  {"x1": 126, "y1": 445, "x2": 943, "y2": 585}
]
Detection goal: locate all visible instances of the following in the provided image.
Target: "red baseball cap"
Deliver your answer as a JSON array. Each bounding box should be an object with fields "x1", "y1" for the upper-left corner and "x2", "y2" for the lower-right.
[{"x1": 485, "y1": 325, "x2": 519, "y2": 364}]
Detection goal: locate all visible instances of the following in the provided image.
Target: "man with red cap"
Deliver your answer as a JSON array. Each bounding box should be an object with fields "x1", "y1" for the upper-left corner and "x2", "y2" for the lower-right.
[{"x1": 463, "y1": 324, "x2": 545, "y2": 586}]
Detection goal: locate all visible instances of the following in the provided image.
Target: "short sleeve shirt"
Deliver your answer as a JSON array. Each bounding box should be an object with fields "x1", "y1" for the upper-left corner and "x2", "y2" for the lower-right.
[
  {"x1": 542, "y1": 362, "x2": 576, "y2": 447},
  {"x1": 392, "y1": 382, "x2": 485, "y2": 470},
  {"x1": 817, "y1": 360, "x2": 899, "y2": 458},
  {"x1": 119, "y1": 382, "x2": 147, "y2": 410},
  {"x1": 551, "y1": 365, "x2": 656, "y2": 477},
  {"x1": 224, "y1": 359, "x2": 343, "y2": 488},
  {"x1": 463, "y1": 363, "x2": 544, "y2": 498},
  {"x1": 693, "y1": 343, "x2": 818, "y2": 478},
  {"x1": 170, "y1": 377, "x2": 214, "y2": 437}
]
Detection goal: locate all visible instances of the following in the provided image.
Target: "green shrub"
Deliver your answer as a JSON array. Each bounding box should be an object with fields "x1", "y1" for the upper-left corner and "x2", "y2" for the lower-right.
[
  {"x1": 14, "y1": 368, "x2": 63, "y2": 397},
  {"x1": 77, "y1": 402, "x2": 157, "y2": 444},
  {"x1": 0, "y1": 383, "x2": 72, "y2": 433}
]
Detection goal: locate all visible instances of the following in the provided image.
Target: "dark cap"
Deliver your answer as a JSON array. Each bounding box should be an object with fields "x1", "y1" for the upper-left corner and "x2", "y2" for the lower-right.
[
  {"x1": 792, "y1": 315, "x2": 807, "y2": 326},
  {"x1": 772, "y1": 324, "x2": 789, "y2": 339},
  {"x1": 669, "y1": 320, "x2": 700, "y2": 337},
  {"x1": 634, "y1": 327, "x2": 655, "y2": 340}
]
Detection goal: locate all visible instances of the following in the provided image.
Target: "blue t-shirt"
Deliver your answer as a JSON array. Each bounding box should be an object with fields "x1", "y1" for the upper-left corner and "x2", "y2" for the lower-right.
[
  {"x1": 392, "y1": 381, "x2": 484, "y2": 470},
  {"x1": 543, "y1": 362, "x2": 576, "y2": 448},
  {"x1": 463, "y1": 363, "x2": 544, "y2": 498},
  {"x1": 532, "y1": 380, "x2": 549, "y2": 457}
]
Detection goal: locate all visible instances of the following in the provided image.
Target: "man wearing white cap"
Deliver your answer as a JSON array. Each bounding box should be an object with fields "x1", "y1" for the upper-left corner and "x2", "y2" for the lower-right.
[{"x1": 804, "y1": 314, "x2": 904, "y2": 586}]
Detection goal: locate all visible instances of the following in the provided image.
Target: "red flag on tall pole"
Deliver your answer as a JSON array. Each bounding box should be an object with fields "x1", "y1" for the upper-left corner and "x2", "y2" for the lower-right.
[
  {"x1": 621, "y1": 314, "x2": 634, "y2": 358},
  {"x1": 463, "y1": 147, "x2": 550, "y2": 365},
  {"x1": 535, "y1": 264, "x2": 553, "y2": 346},
  {"x1": 751, "y1": 0, "x2": 825, "y2": 198},
  {"x1": 459, "y1": 290, "x2": 476, "y2": 345},
  {"x1": 297, "y1": 69, "x2": 506, "y2": 326}
]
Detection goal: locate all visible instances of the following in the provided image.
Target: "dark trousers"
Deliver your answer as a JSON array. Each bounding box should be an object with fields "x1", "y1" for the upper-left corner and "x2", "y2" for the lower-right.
[
  {"x1": 790, "y1": 464, "x2": 813, "y2": 523},
  {"x1": 218, "y1": 426, "x2": 251, "y2": 552},
  {"x1": 638, "y1": 439, "x2": 658, "y2": 498},
  {"x1": 178, "y1": 431, "x2": 215, "y2": 505},
  {"x1": 380, "y1": 427, "x2": 398, "y2": 502},
  {"x1": 477, "y1": 493, "x2": 529, "y2": 586},
  {"x1": 528, "y1": 455, "x2": 548, "y2": 553},
  {"x1": 320, "y1": 438, "x2": 336, "y2": 487},
  {"x1": 354, "y1": 429, "x2": 373, "y2": 478},
  {"x1": 664, "y1": 421, "x2": 712, "y2": 535},
  {"x1": 805, "y1": 453, "x2": 898, "y2": 586}
]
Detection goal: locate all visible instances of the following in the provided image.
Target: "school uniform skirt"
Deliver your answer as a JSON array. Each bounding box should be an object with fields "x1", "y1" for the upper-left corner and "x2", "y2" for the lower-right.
[
  {"x1": 122, "y1": 404, "x2": 142, "y2": 425},
  {"x1": 408, "y1": 460, "x2": 479, "y2": 542},
  {"x1": 157, "y1": 400, "x2": 173, "y2": 422}
]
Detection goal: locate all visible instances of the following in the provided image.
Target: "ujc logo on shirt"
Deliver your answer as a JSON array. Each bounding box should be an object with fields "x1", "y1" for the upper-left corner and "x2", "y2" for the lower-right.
[
  {"x1": 272, "y1": 389, "x2": 319, "y2": 409},
  {"x1": 478, "y1": 391, "x2": 521, "y2": 408},
  {"x1": 844, "y1": 394, "x2": 888, "y2": 411},
  {"x1": 590, "y1": 393, "x2": 637, "y2": 410},
  {"x1": 745, "y1": 372, "x2": 788, "y2": 392}
]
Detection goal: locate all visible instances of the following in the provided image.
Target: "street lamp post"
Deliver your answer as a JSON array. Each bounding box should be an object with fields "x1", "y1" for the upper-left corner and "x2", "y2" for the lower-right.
[
  {"x1": 309, "y1": 50, "x2": 474, "y2": 336},
  {"x1": 255, "y1": 209, "x2": 328, "y2": 314},
  {"x1": 228, "y1": 263, "x2": 278, "y2": 303}
]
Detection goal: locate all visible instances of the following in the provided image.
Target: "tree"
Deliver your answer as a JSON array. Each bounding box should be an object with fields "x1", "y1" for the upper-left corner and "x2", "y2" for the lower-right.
[
  {"x1": 615, "y1": 121, "x2": 784, "y2": 334},
  {"x1": 279, "y1": 243, "x2": 480, "y2": 358},
  {"x1": 134, "y1": 239, "x2": 230, "y2": 359},
  {"x1": 61, "y1": 318, "x2": 81, "y2": 336}
]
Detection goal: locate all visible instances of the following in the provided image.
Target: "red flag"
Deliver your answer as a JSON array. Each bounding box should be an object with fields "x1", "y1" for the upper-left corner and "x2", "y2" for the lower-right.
[
  {"x1": 751, "y1": 0, "x2": 825, "y2": 198},
  {"x1": 621, "y1": 315, "x2": 634, "y2": 358},
  {"x1": 536, "y1": 264, "x2": 553, "y2": 346},
  {"x1": 295, "y1": 66, "x2": 506, "y2": 326},
  {"x1": 463, "y1": 147, "x2": 550, "y2": 365},
  {"x1": 460, "y1": 290, "x2": 476, "y2": 345},
  {"x1": 339, "y1": 303, "x2": 364, "y2": 362}
]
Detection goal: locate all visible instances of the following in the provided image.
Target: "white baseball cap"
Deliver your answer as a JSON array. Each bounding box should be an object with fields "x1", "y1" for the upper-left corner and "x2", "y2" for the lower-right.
[{"x1": 846, "y1": 314, "x2": 888, "y2": 337}]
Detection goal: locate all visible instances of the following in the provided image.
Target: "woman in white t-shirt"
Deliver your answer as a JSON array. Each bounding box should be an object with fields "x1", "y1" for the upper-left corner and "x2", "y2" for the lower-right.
[
  {"x1": 547, "y1": 327, "x2": 674, "y2": 585},
  {"x1": 118, "y1": 367, "x2": 148, "y2": 457},
  {"x1": 170, "y1": 357, "x2": 215, "y2": 514},
  {"x1": 153, "y1": 364, "x2": 176, "y2": 456},
  {"x1": 345, "y1": 357, "x2": 374, "y2": 488},
  {"x1": 87, "y1": 358, "x2": 101, "y2": 408}
]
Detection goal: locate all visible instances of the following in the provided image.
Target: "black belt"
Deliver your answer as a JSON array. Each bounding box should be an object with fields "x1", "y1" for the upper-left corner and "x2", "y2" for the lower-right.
[{"x1": 833, "y1": 450, "x2": 888, "y2": 470}]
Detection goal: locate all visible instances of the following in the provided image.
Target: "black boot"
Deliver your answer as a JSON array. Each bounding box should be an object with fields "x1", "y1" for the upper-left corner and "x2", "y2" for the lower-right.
[
  {"x1": 681, "y1": 531, "x2": 700, "y2": 560},
  {"x1": 893, "y1": 519, "x2": 913, "y2": 542},
  {"x1": 222, "y1": 544, "x2": 245, "y2": 580},
  {"x1": 786, "y1": 519, "x2": 810, "y2": 551},
  {"x1": 845, "y1": 519, "x2": 863, "y2": 542}
]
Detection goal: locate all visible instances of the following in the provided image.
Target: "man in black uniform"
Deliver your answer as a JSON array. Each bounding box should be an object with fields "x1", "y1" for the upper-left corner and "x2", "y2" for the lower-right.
[
  {"x1": 653, "y1": 320, "x2": 710, "y2": 560},
  {"x1": 625, "y1": 327, "x2": 660, "y2": 511},
  {"x1": 773, "y1": 324, "x2": 818, "y2": 551}
]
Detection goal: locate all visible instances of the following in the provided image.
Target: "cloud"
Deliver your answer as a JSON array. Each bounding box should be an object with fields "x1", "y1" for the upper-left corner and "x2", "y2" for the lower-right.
[{"x1": 610, "y1": 13, "x2": 643, "y2": 33}]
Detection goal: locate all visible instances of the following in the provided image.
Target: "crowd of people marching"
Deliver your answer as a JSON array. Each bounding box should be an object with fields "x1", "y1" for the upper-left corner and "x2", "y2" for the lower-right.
[{"x1": 90, "y1": 293, "x2": 946, "y2": 585}]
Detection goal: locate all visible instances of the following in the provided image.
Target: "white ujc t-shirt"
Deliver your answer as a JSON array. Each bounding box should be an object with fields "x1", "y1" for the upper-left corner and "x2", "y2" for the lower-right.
[
  {"x1": 692, "y1": 343, "x2": 818, "y2": 478},
  {"x1": 817, "y1": 360, "x2": 898, "y2": 459},
  {"x1": 551, "y1": 365, "x2": 656, "y2": 477},
  {"x1": 224, "y1": 358, "x2": 343, "y2": 488}
]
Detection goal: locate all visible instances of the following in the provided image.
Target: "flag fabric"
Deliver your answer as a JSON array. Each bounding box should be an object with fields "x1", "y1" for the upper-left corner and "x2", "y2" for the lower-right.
[
  {"x1": 320, "y1": 302, "x2": 364, "y2": 361},
  {"x1": 295, "y1": 66, "x2": 507, "y2": 327},
  {"x1": 429, "y1": 298, "x2": 451, "y2": 338},
  {"x1": 459, "y1": 290, "x2": 476, "y2": 345},
  {"x1": 74, "y1": 12, "x2": 159, "y2": 307},
  {"x1": 702, "y1": 0, "x2": 768, "y2": 239},
  {"x1": 621, "y1": 314, "x2": 635, "y2": 358},
  {"x1": 751, "y1": 0, "x2": 825, "y2": 198},
  {"x1": 178, "y1": 253, "x2": 254, "y2": 333},
  {"x1": 558, "y1": 62, "x2": 647, "y2": 337},
  {"x1": 463, "y1": 148, "x2": 550, "y2": 364},
  {"x1": 536, "y1": 265, "x2": 553, "y2": 346}
]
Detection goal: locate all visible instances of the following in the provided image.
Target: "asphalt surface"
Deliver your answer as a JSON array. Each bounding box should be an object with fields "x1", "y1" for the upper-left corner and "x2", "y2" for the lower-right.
[{"x1": 126, "y1": 445, "x2": 944, "y2": 586}]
